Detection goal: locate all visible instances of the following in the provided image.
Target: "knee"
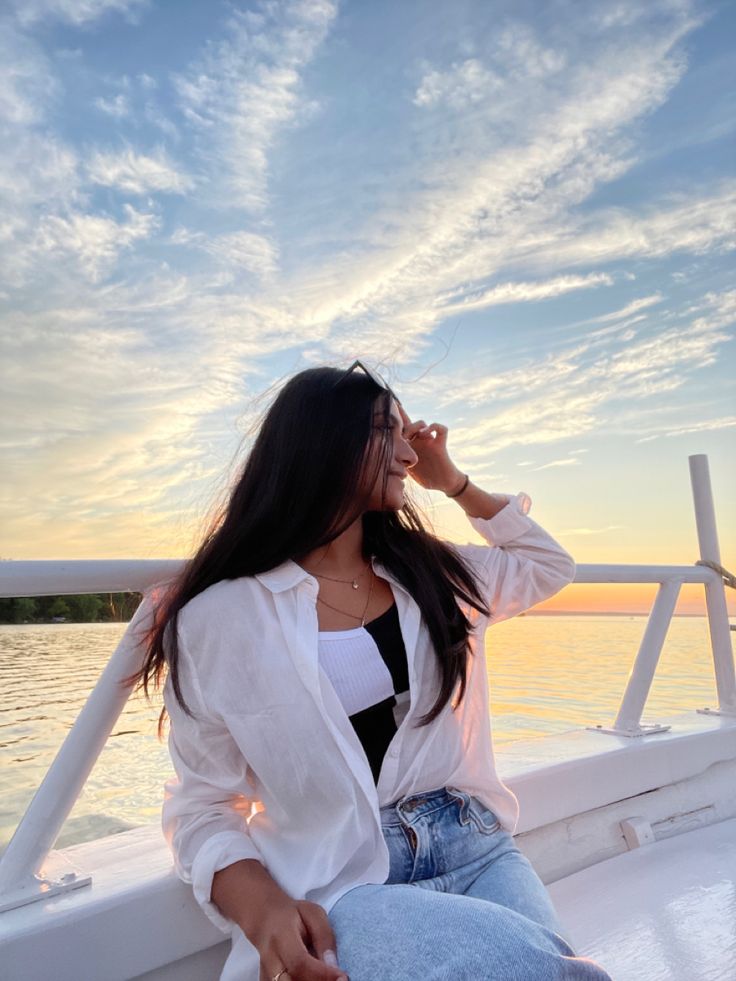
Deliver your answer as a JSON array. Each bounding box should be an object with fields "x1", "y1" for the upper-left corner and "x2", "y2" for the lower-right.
[
  {"x1": 435, "y1": 905, "x2": 613, "y2": 981},
  {"x1": 330, "y1": 886, "x2": 613, "y2": 981}
]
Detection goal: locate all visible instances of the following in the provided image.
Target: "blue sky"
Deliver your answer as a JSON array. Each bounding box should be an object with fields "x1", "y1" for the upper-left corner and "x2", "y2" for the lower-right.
[{"x1": 1, "y1": 0, "x2": 734, "y2": 613}]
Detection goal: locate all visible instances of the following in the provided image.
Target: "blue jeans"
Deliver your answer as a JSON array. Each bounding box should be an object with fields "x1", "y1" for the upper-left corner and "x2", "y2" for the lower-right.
[{"x1": 328, "y1": 787, "x2": 613, "y2": 980}]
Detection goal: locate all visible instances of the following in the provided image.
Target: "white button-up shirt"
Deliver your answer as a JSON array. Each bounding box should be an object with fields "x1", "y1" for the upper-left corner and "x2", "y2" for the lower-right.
[{"x1": 159, "y1": 492, "x2": 575, "y2": 980}]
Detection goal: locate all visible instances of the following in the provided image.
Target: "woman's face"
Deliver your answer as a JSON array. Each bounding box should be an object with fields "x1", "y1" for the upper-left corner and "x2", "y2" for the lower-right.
[{"x1": 363, "y1": 397, "x2": 419, "y2": 511}]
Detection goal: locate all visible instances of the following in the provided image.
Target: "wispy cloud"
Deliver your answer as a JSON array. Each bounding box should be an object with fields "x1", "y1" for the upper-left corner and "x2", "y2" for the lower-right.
[
  {"x1": 0, "y1": 24, "x2": 59, "y2": 125},
  {"x1": 173, "y1": 0, "x2": 338, "y2": 212},
  {"x1": 31, "y1": 204, "x2": 158, "y2": 282},
  {"x1": 407, "y1": 286, "x2": 734, "y2": 465},
  {"x1": 530, "y1": 457, "x2": 582, "y2": 471},
  {"x1": 270, "y1": 7, "x2": 703, "y2": 357},
  {"x1": 590, "y1": 294, "x2": 664, "y2": 325},
  {"x1": 12, "y1": 0, "x2": 148, "y2": 28},
  {"x1": 93, "y1": 93, "x2": 131, "y2": 118},
  {"x1": 0, "y1": 126, "x2": 81, "y2": 287},
  {"x1": 414, "y1": 58, "x2": 503, "y2": 110},
  {"x1": 87, "y1": 147, "x2": 195, "y2": 194},
  {"x1": 522, "y1": 183, "x2": 736, "y2": 271},
  {"x1": 414, "y1": 23, "x2": 565, "y2": 110},
  {"x1": 636, "y1": 416, "x2": 736, "y2": 443},
  {"x1": 439, "y1": 273, "x2": 613, "y2": 313},
  {"x1": 171, "y1": 228, "x2": 279, "y2": 280}
]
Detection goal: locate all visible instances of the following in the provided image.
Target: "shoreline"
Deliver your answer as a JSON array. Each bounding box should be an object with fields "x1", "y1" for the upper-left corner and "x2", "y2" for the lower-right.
[
  {"x1": 523, "y1": 611, "x2": 721, "y2": 618},
  {"x1": 1, "y1": 611, "x2": 727, "y2": 626}
]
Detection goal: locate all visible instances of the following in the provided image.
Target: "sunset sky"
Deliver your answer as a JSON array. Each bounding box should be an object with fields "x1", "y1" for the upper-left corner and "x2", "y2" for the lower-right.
[{"x1": 1, "y1": 0, "x2": 734, "y2": 616}]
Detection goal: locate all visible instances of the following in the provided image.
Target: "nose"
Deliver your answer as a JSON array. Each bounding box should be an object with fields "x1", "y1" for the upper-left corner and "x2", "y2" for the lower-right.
[{"x1": 400, "y1": 434, "x2": 419, "y2": 469}]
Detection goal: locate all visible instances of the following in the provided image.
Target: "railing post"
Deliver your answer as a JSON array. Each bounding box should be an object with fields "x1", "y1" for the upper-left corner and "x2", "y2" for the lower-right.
[
  {"x1": 588, "y1": 579, "x2": 679, "y2": 737},
  {"x1": 0, "y1": 597, "x2": 152, "y2": 909},
  {"x1": 689, "y1": 454, "x2": 736, "y2": 715}
]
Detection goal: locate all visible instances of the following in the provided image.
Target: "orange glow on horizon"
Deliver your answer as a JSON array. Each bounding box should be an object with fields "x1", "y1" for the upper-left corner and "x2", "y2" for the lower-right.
[{"x1": 532, "y1": 582, "x2": 735, "y2": 617}]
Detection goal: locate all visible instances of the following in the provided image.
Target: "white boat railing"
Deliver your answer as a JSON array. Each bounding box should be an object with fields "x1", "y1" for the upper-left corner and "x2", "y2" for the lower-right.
[{"x1": 0, "y1": 453, "x2": 733, "y2": 912}]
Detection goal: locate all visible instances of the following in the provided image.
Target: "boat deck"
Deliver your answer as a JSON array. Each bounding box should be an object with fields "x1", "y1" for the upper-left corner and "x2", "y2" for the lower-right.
[
  {"x1": 2, "y1": 715, "x2": 735, "y2": 979},
  {"x1": 548, "y1": 817, "x2": 736, "y2": 981}
]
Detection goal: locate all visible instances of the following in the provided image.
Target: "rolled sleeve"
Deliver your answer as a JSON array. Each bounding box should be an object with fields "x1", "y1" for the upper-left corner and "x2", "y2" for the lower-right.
[
  {"x1": 465, "y1": 491, "x2": 533, "y2": 545},
  {"x1": 162, "y1": 627, "x2": 264, "y2": 935},
  {"x1": 455, "y1": 490, "x2": 576, "y2": 624},
  {"x1": 190, "y1": 830, "x2": 263, "y2": 935}
]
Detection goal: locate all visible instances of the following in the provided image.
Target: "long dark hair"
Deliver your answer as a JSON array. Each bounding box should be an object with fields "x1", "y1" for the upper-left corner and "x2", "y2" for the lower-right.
[{"x1": 126, "y1": 366, "x2": 491, "y2": 735}]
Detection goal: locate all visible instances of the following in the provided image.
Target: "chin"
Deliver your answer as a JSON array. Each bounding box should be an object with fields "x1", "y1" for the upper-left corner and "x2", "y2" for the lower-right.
[{"x1": 368, "y1": 492, "x2": 404, "y2": 512}]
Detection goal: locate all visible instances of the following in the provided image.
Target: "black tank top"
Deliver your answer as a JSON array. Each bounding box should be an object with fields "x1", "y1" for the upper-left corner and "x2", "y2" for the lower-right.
[{"x1": 317, "y1": 600, "x2": 410, "y2": 782}]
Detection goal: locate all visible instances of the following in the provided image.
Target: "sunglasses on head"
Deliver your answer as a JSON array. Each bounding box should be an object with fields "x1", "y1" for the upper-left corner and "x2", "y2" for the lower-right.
[{"x1": 332, "y1": 360, "x2": 399, "y2": 404}]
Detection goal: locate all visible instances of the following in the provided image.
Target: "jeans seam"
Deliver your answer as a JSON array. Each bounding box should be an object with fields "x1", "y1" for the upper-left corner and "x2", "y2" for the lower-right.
[
  {"x1": 466, "y1": 797, "x2": 502, "y2": 834},
  {"x1": 446, "y1": 788, "x2": 471, "y2": 825},
  {"x1": 468, "y1": 814, "x2": 502, "y2": 835}
]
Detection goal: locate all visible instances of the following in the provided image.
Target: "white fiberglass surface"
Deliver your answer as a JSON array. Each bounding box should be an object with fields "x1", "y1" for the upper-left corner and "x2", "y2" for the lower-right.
[{"x1": 548, "y1": 818, "x2": 736, "y2": 981}]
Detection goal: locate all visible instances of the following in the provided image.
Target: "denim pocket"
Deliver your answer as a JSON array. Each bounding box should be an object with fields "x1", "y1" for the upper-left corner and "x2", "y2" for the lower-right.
[{"x1": 466, "y1": 796, "x2": 501, "y2": 835}]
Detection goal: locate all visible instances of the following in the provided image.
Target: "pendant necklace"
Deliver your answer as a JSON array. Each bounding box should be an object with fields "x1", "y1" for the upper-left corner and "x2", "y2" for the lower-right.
[
  {"x1": 316, "y1": 568, "x2": 376, "y2": 627},
  {"x1": 312, "y1": 559, "x2": 372, "y2": 590}
]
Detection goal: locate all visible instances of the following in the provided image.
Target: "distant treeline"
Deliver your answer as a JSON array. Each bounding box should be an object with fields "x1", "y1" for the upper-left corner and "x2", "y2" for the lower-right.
[{"x1": 0, "y1": 592, "x2": 143, "y2": 624}]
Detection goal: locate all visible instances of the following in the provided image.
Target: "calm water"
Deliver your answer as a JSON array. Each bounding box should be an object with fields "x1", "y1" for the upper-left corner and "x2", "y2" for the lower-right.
[{"x1": 0, "y1": 616, "x2": 724, "y2": 851}]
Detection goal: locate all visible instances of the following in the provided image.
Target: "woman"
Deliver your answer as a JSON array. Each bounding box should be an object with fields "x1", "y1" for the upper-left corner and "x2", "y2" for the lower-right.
[{"x1": 134, "y1": 362, "x2": 613, "y2": 981}]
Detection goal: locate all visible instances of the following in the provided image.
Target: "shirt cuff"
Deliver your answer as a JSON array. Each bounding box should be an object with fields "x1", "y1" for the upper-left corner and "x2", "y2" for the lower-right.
[
  {"x1": 465, "y1": 491, "x2": 534, "y2": 546},
  {"x1": 191, "y1": 830, "x2": 264, "y2": 935}
]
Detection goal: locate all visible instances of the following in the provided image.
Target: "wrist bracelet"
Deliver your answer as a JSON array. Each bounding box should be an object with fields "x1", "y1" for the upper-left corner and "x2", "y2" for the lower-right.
[{"x1": 445, "y1": 473, "x2": 470, "y2": 498}]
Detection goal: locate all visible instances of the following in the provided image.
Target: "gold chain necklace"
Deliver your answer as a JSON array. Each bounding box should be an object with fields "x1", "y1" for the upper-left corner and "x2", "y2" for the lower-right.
[
  {"x1": 317, "y1": 568, "x2": 375, "y2": 627},
  {"x1": 312, "y1": 559, "x2": 371, "y2": 590}
]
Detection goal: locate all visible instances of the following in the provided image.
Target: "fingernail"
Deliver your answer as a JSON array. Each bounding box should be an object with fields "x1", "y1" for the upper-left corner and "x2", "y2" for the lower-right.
[{"x1": 323, "y1": 950, "x2": 338, "y2": 967}]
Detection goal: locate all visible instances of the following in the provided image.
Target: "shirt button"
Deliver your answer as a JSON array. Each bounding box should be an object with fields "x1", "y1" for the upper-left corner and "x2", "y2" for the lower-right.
[{"x1": 388, "y1": 746, "x2": 399, "y2": 758}]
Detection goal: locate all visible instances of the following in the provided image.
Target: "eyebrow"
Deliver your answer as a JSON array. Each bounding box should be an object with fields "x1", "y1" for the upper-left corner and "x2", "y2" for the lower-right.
[{"x1": 373, "y1": 412, "x2": 405, "y2": 428}]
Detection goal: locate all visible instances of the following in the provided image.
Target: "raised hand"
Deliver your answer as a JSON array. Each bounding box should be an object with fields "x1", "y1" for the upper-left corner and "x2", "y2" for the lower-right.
[{"x1": 397, "y1": 403, "x2": 463, "y2": 494}]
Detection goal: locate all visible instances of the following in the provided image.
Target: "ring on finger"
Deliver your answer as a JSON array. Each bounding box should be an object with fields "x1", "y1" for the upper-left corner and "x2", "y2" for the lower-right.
[{"x1": 271, "y1": 970, "x2": 288, "y2": 981}]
